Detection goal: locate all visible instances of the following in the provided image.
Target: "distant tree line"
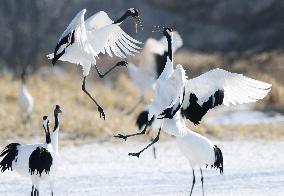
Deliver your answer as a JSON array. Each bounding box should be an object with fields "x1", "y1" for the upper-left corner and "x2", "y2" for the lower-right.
[{"x1": 0, "y1": 0, "x2": 283, "y2": 73}]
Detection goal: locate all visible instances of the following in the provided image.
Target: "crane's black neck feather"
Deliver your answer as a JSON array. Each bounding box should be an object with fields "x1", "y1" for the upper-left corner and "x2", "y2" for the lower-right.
[
  {"x1": 53, "y1": 113, "x2": 59, "y2": 132},
  {"x1": 155, "y1": 53, "x2": 167, "y2": 78},
  {"x1": 43, "y1": 124, "x2": 51, "y2": 144},
  {"x1": 166, "y1": 35, "x2": 173, "y2": 61},
  {"x1": 113, "y1": 11, "x2": 131, "y2": 24}
]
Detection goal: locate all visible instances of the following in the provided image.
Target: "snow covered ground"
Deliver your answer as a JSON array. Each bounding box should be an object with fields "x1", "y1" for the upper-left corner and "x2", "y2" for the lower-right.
[
  {"x1": 1, "y1": 140, "x2": 284, "y2": 196},
  {"x1": 205, "y1": 104, "x2": 284, "y2": 125}
]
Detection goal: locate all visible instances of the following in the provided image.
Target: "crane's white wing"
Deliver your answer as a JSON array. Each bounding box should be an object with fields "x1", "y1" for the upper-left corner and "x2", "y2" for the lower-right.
[
  {"x1": 87, "y1": 22, "x2": 142, "y2": 59},
  {"x1": 159, "y1": 31, "x2": 183, "y2": 53},
  {"x1": 84, "y1": 11, "x2": 113, "y2": 30},
  {"x1": 181, "y1": 68, "x2": 272, "y2": 125},
  {"x1": 47, "y1": 9, "x2": 97, "y2": 76}
]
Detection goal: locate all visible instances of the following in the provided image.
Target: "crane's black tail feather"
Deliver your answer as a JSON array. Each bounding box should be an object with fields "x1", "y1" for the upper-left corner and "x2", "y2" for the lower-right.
[
  {"x1": 213, "y1": 145, "x2": 223, "y2": 175},
  {"x1": 0, "y1": 143, "x2": 20, "y2": 172}
]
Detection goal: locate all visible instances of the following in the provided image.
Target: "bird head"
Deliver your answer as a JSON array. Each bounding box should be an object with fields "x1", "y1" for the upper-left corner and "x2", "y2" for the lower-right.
[
  {"x1": 163, "y1": 27, "x2": 173, "y2": 38},
  {"x1": 54, "y1": 105, "x2": 62, "y2": 115},
  {"x1": 43, "y1": 115, "x2": 49, "y2": 124},
  {"x1": 42, "y1": 115, "x2": 50, "y2": 131},
  {"x1": 128, "y1": 8, "x2": 139, "y2": 17}
]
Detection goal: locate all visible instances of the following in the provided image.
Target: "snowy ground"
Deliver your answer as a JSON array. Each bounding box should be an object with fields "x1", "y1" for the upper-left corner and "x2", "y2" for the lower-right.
[
  {"x1": 205, "y1": 104, "x2": 284, "y2": 125},
  {"x1": 1, "y1": 140, "x2": 284, "y2": 196}
]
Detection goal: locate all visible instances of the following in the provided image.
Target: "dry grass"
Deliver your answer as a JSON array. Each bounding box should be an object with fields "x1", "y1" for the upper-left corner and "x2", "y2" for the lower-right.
[{"x1": 0, "y1": 51, "x2": 284, "y2": 143}]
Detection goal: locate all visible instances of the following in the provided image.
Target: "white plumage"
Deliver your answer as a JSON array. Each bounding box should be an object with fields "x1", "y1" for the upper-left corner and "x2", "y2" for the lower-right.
[
  {"x1": 47, "y1": 8, "x2": 142, "y2": 76},
  {"x1": 0, "y1": 105, "x2": 62, "y2": 196},
  {"x1": 47, "y1": 8, "x2": 142, "y2": 119},
  {"x1": 115, "y1": 28, "x2": 187, "y2": 157},
  {"x1": 181, "y1": 68, "x2": 272, "y2": 125},
  {"x1": 116, "y1": 26, "x2": 271, "y2": 195},
  {"x1": 18, "y1": 70, "x2": 33, "y2": 123},
  {"x1": 126, "y1": 31, "x2": 183, "y2": 113},
  {"x1": 184, "y1": 68, "x2": 271, "y2": 107}
]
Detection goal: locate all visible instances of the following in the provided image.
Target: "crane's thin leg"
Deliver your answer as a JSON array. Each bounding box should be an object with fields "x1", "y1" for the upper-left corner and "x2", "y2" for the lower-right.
[
  {"x1": 150, "y1": 136, "x2": 157, "y2": 159},
  {"x1": 200, "y1": 168, "x2": 204, "y2": 196},
  {"x1": 82, "y1": 76, "x2": 106, "y2": 120},
  {"x1": 50, "y1": 180, "x2": 54, "y2": 196},
  {"x1": 32, "y1": 187, "x2": 39, "y2": 196},
  {"x1": 190, "y1": 169, "x2": 195, "y2": 196},
  {"x1": 125, "y1": 95, "x2": 144, "y2": 115},
  {"x1": 114, "y1": 122, "x2": 149, "y2": 141},
  {"x1": 146, "y1": 129, "x2": 157, "y2": 159},
  {"x1": 128, "y1": 127, "x2": 161, "y2": 158},
  {"x1": 95, "y1": 61, "x2": 127, "y2": 78},
  {"x1": 31, "y1": 185, "x2": 34, "y2": 196}
]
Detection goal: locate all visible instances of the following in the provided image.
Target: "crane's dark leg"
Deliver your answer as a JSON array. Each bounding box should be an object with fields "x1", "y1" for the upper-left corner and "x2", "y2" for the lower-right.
[
  {"x1": 150, "y1": 136, "x2": 157, "y2": 159},
  {"x1": 125, "y1": 95, "x2": 144, "y2": 115},
  {"x1": 200, "y1": 168, "x2": 204, "y2": 196},
  {"x1": 146, "y1": 129, "x2": 157, "y2": 159},
  {"x1": 32, "y1": 187, "x2": 39, "y2": 196},
  {"x1": 95, "y1": 61, "x2": 127, "y2": 78},
  {"x1": 82, "y1": 76, "x2": 106, "y2": 120},
  {"x1": 128, "y1": 127, "x2": 161, "y2": 158},
  {"x1": 190, "y1": 169, "x2": 195, "y2": 196},
  {"x1": 114, "y1": 122, "x2": 149, "y2": 141},
  {"x1": 31, "y1": 185, "x2": 34, "y2": 196}
]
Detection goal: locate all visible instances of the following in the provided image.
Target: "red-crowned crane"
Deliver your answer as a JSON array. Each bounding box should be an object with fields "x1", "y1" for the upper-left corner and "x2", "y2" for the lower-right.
[
  {"x1": 0, "y1": 105, "x2": 62, "y2": 196},
  {"x1": 47, "y1": 9, "x2": 143, "y2": 120},
  {"x1": 115, "y1": 27, "x2": 271, "y2": 195}
]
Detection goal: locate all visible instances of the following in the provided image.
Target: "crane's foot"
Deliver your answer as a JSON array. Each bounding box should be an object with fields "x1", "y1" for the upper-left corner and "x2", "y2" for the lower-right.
[
  {"x1": 117, "y1": 61, "x2": 128, "y2": 67},
  {"x1": 114, "y1": 134, "x2": 128, "y2": 141},
  {"x1": 98, "y1": 106, "x2": 105, "y2": 120},
  {"x1": 128, "y1": 152, "x2": 140, "y2": 158}
]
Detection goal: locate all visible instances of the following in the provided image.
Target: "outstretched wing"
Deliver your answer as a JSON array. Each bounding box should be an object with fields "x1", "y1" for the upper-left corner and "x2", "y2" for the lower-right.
[
  {"x1": 85, "y1": 11, "x2": 142, "y2": 58},
  {"x1": 181, "y1": 68, "x2": 272, "y2": 125},
  {"x1": 87, "y1": 25, "x2": 142, "y2": 58},
  {"x1": 84, "y1": 11, "x2": 113, "y2": 30},
  {"x1": 47, "y1": 9, "x2": 96, "y2": 68}
]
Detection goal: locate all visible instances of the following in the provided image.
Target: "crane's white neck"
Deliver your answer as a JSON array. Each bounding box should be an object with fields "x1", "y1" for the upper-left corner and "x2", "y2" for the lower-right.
[
  {"x1": 51, "y1": 113, "x2": 60, "y2": 153},
  {"x1": 21, "y1": 84, "x2": 28, "y2": 91},
  {"x1": 51, "y1": 129, "x2": 59, "y2": 154}
]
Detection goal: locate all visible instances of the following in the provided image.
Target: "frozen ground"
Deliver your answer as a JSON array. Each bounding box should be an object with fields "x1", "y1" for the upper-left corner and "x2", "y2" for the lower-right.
[{"x1": 0, "y1": 140, "x2": 284, "y2": 196}]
